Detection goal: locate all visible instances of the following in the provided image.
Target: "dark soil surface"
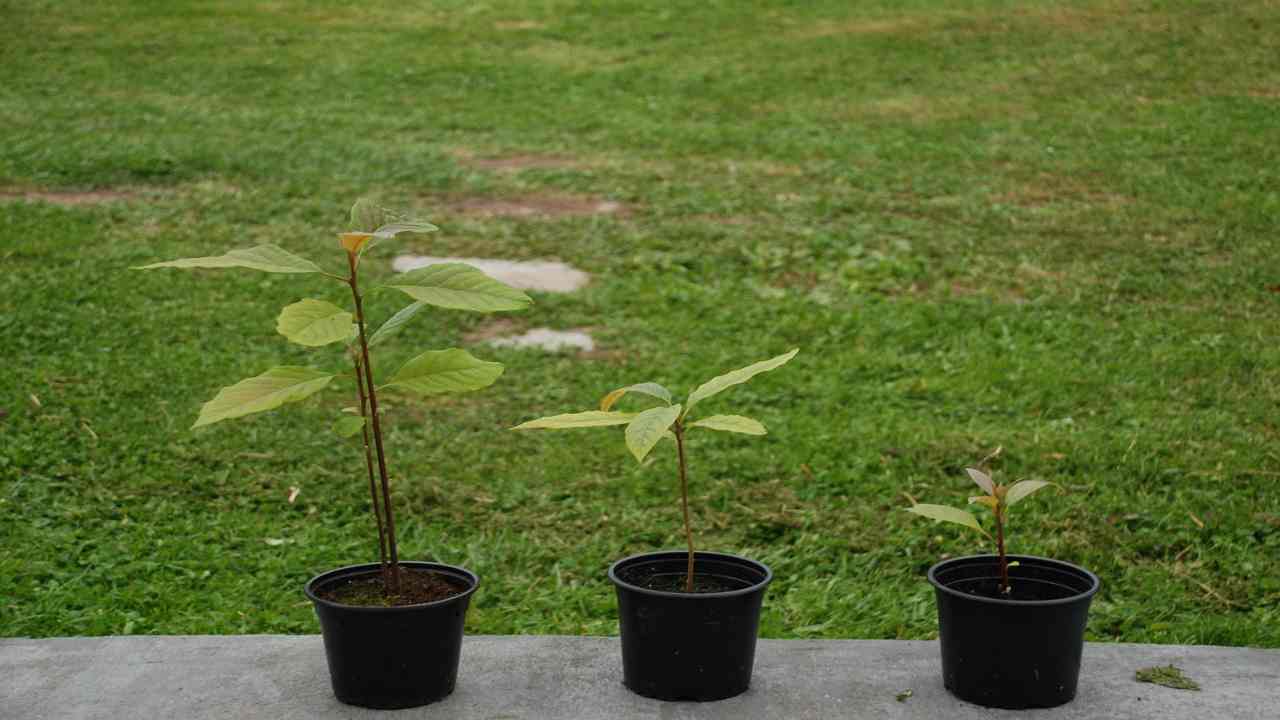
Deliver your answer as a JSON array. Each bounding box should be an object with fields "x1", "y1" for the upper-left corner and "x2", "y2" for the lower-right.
[
  {"x1": 316, "y1": 567, "x2": 470, "y2": 607},
  {"x1": 952, "y1": 577, "x2": 1080, "y2": 601},
  {"x1": 622, "y1": 569, "x2": 753, "y2": 594}
]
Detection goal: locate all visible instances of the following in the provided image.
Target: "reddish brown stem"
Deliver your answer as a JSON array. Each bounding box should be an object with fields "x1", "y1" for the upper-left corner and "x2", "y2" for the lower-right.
[
  {"x1": 674, "y1": 422, "x2": 695, "y2": 593},
  {"x1": 353, "y1": 355, "x2": 388, "y2": 578},
  {"x1": 996, "y1": 503, "x2": 1009, "y2": 594},
  {"x1": 347, "y1": 252, "x2": 401, "y2": 594}
]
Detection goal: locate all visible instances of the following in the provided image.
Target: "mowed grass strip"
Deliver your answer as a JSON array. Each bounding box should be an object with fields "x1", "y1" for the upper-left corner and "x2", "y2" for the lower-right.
[{"x1": 1, "y1": 0, "x2": 1277, "y2": 645}]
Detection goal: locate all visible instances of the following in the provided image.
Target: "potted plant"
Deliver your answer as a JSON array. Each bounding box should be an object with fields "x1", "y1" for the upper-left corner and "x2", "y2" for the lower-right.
[
  {"x1": 905, "y1": 461, "x2": 1100, "y2": 709},
  {"x1": 514, "y1": 349, "x2": 798, "y2": 701},
  {"x1": 135, "y1": 199, "x2": 532, "y2": 709}
]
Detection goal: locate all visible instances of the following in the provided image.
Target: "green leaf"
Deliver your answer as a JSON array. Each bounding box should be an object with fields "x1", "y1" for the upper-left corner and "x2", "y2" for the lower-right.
[
  {"x1": 385, "y1": 263, "x2": 532, "y2": 313},
  {"x1": 350, "y1": 198, "x2": 388, "y2": 233},
  {"x1": 1005, "y1": 479, "x2": 1056, "y2": 507},
  {"x1": 333, "y1": 416, "x2": 366, "y2": 438},
  {"x1": 193, "y1": 367, "x2": 336, "y2": 428},
  {"x1": 368, "y1": 301, "x2": 427, "y2": 348},
  {"x1": 381, "y1": 348, "x2": 504, "y2": 395},
  {"x1": 685, "y1": 348, "x2": 798, "y2": 413},
  {"x1": 966, "y1": 467, "x2": 995, "y2": 495},
  {"x1": 511, "y1": 411, "x2": 636, "y2": 430},
  {"x1": 625, "y1": 404, "x2": 682, "y2": 463},
  {"x1": 688, "y1": 414, "x2": 767, "y2": 435},
  {"x1": 134, "y1": 245, "x2": 323, "y2": 274},
  {"x1": 276, "y1": 299, "x2": 353, "y2": 347},
  {"x1": 904, "y1": 503, "x2": 990, "y2": 537},
  {"x1": 600, "y1": 382, "x2": 673, "y2": 411},
  {"x1": 348, "y1": 199, "x2": 438, "y2": 255},
  {"x1": 373, "y1": 221, "x2": 439, "y2": 238}
]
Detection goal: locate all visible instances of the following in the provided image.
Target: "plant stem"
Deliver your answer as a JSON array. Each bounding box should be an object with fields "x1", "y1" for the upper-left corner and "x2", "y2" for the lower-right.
[
  {"x1": 996, "y1": 502, "x2": 1009, "y2": 594},
  {"x1": 674, "y1": 422, "x2": 695, "y2": 593},
  {"x1": 352, "y1": 355, "x2": 388, "y2": 578},
  {"x1": 347, "y1": 252, "x2": 401, "y2": 594}
]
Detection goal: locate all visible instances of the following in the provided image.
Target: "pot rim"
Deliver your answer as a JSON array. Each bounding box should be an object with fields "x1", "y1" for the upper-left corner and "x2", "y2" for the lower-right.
[
  {"x1": 304, "y1": 560, "x2": 479, "y2": 612},
  {"x1": 607, "y1": 549, "x2": 773, "y2": 599},
  {"x1": 927, "y1": 554, "x2": 1100, "y2": 607}
]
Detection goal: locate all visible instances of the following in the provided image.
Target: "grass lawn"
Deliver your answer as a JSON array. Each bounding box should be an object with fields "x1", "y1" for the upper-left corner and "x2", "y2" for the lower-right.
[{"x1": 2, "y1": 0, "x2": 1278, "y2": 646}]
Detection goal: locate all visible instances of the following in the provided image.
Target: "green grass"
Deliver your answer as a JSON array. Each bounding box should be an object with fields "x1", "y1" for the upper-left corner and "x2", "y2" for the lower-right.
[{"x1": 2, "y1": 0, "x2": 1278, "y2": 646}]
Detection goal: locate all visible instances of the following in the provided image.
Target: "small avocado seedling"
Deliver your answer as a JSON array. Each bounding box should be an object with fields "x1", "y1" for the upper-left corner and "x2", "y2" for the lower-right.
[
  {"x1": 134, "y1": 199, "x2": 531, "y2": 600},
  {"x1": 513, "y1": 349, "x2": 798, "y2": 592},
  {"x1": 906, "y1": 463, "x2": 1055, "y2": 595}
]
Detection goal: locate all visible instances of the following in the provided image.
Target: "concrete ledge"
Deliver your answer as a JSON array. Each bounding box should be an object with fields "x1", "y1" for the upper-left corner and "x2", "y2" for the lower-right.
[{"x1": 2, "y1": 635, "x2": 1276, "y2": 719}]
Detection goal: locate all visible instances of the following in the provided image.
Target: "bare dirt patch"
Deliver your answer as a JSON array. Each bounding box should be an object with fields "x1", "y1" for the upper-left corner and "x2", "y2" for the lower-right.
[
  {"x1": 447, "y1": 195, "x2": 629, "y2": 219},
  {"x1": 1, "y1": 189, "x2": 135, "y2": 206},
  {"x1": 463, "y1": 319, "x2": 522, "y2": 344}
]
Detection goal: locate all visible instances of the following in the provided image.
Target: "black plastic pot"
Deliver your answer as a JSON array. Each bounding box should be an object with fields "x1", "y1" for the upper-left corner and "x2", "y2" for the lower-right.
[
  {"x1": 608, "y1": 550, "x2": 772, "y2": 701},
  {"x1": 927, "y1": 554, "x2": 1100, "y2": 709},
  {"x1": 304, "y1": 561, "x2": 479, "y2": 709}
]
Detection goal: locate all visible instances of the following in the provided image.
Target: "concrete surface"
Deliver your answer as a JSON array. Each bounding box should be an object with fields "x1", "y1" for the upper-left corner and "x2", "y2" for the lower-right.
[
  {"x1": 489, "y1": 328, "x2": 596, "y2": 352},
  {"x1": 392, "y1": 256, "x2": 589, "y2": 293},
  {"x1": 2, "y1": 635, "x2": 1276, "y2": 719}
]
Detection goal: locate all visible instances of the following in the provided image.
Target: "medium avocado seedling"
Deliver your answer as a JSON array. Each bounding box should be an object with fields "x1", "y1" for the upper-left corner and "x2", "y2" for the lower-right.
[
  {"x1": 906, "y1": 463, "x2": 1055, "y2": 595},
  {"x1": 513, "y1": 349, "x2": 798, "y2": 592},
  {"x1": 135, "y1": 199, "x2": 531, "y2": 601}
]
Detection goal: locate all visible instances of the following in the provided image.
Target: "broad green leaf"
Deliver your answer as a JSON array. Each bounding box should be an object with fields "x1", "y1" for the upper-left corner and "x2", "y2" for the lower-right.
[
  {"x1": 134, "y1": 245, "x2": 322, "y2": 274},
  {"x1": 512, "y1": 410, "x2": 636, "y2": 430},
  {"x1": 276, "y1": 299, "x2": 353, "y2": 347},
  {"x1": 348, "y1": 199, "x2": 437, "y2": 254},
  {"x1": 966, "y1": 467, "x2": 995, "y2": 495},
  {"x1": 333, "y1": 416, "x2": 366, "y2": 438},
  {"x1": 689, "y1": 414, "x2": 767, "y2": 435},
  {"x1": 625, "y1": 404, "x2": 682, "y2": 463},
  {"x1": 1005, "y1": 480, "x2": 1055, "y2": 507},
  {"x1": 905, "y1": 504, "x2": 990, "y2": 537},
  {"x1": 368, "y1": 301, "x2": 428, "y2": 348},
  {"x1": 373, "y1": 221, "x2": 439, "y2": 238},
  {"x1": 350, "y1": 198, "x2": 388, "y2": 233},
  {"x1": 685, "y1": 348, "x2": 798, "y2": 413},
  {"x1": 600, "y1": 382, "x2": 673, "y2": 411},
  {"x1": 381, "y1": 348, "x2": 503, "y2": 395},
  {"x1": 385, "y1": 263, "x2": 532, "y2": 313},
  {"x1": 193, "y1": 367, "x2": 335, "y2": 428}
]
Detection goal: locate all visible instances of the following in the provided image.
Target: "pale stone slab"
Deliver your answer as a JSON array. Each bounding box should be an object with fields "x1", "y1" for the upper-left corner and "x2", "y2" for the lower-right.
[
  {"x1": 392, "y1": 256, "x2": 589, "y2": 293},
  {"x1": 489, "y1": 328, "x2": 595, "y2": 352},
  {"x1": 2, "y1": 635, "x2": 1276, "y2": 719}
]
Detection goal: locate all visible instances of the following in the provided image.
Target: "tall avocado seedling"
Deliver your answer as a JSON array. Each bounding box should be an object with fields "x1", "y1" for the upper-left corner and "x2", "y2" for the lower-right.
[
  {"x1": 906, "y1": 466, "x2": 1054, "y2": 594},
  {"x1": 514, "y1": 349, "x2": 798, "y2": 592},
  {"x1": 135, "y1": 200, "x2": 531, "y2": 598}
]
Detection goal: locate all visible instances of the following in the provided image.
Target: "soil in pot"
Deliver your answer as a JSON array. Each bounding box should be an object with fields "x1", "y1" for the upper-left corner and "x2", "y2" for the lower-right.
[
  {"x1": 615, "y1": 564, "x2": 752, "y2": 593},
  {"x1": 315, "y1": 566, "x2": 469, "y2": 606},
  {"x1": 306, "y1": 562, "x2": 479, "y2": 710},
  {"x1": 609, "y1": 551, "x2": 772, "y2": 702},
  {"x1": 928, "y1": 554, "x2": 1099, "y2": 710}
]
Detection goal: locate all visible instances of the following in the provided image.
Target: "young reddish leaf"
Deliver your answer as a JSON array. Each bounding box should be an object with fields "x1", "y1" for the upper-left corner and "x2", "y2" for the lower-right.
[
  {"x1": 966, "y1": 467, "x2": 995, "y2": 495},
  {"x1": 340, "y1": 232, "x2": 374, "y2": 254},
  {"x1": 600, "y1": 382, "x2": 673, "y2": 411}
]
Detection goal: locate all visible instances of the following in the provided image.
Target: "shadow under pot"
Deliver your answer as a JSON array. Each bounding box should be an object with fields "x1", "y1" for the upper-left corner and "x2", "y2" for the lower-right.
[
  {"x1": 927, "y1": 554, "x2": 1100, "y2": 709},
  {"x1": 608, "y1": 551, "x2": 772, "y2": 702},
  {"x1": 304, "y1": 561, "x2": 479, "y2": 710}
]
